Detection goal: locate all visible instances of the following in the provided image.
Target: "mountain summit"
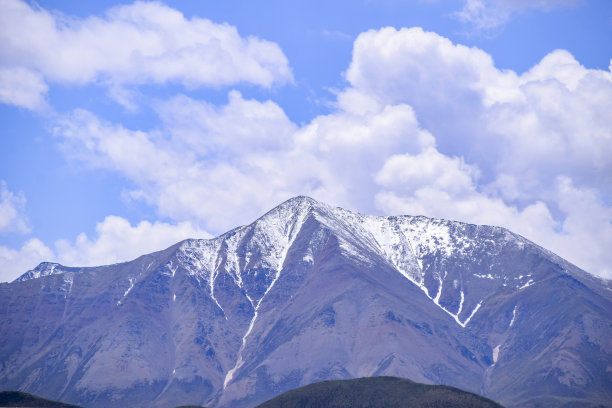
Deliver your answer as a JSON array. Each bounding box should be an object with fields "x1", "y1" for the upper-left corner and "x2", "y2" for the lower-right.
[{"x1": 1, "y1": 196, "x2": 611, "y2": 407}]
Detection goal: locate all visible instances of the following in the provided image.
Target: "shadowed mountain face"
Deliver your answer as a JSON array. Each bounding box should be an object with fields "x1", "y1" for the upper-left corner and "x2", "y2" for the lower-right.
[{"x1": 1, "y1": 196, "x2": 611, "y2": 408}]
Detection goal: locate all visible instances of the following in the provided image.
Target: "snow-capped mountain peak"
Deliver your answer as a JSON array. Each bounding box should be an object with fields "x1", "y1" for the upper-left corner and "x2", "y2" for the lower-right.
[
  {"x1": 143, "y1": 196, "x2": 570, "y2": 331},
  {"x1": 16, "y1": 196, "x2": 570, "y2": 329},
  {"x1": 16, "y1": 262, "x2": 65, "y2": 282}
]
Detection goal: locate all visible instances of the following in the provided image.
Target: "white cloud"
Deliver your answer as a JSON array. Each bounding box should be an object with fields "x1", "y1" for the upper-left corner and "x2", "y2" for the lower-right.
[
  {"x1": 455, "y1": 0, "x2": 581, "y2": 30},
  {"x1": 54, "y1": 94, "x2": 435, "y2": 232},
  {"x1": 157, "y1": 91, "x2": 297, "y2": 156},
  {"x1": 0, "y1": 181, "x2": 30, "y2": 234},
  {"x1": 344, "y1": 27, "x2": 612, "y2": 196},
  {"x1": 522, "y1": 49, "x2": 588, "y2": 91},
  {"x1": 0, "y1": 0, "x2": 292, "y2": 109},
  {"x1": 44, "y1": 26, "x2": 612, "y2": 280},
  {"x1": 0, "y1": 238, "x2": 54, "y2": 283},
  {"x1": 0, "y1": 67, "x2": 48, "y2": 110},
  {"x1": 291, "y1": 103, "x2": 436, "y2": 208},
  {"x1": 54, "y1": 216, "x2": 210, "y2": 268},
  {"x1": 0, "y1": 216, "x2": 210, "y2": 283},
  {"x1": 375, "y1": 148, "x2": 478, "y2": 195},
  {"x1": 346, "y1": 27, "x2": 504, "y2": 106},
  {"x1": 54, "y1": 93, "x2": 297, "y2": 232},
  {"x1": 550, "y1": 178, "x2": 612, "y2": 279}
]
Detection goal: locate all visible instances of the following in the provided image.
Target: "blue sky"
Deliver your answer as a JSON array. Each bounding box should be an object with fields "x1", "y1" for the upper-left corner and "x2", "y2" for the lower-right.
[{"x1": 1, "y1": 0, "x2": 611, "y2": 282}]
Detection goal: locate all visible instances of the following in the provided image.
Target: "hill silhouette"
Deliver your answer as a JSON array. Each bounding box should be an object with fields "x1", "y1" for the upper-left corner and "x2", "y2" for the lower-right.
[
  {"x1": 255, "y1": 376, "x2": 504, "y2": 408},
  {"x1": 0, "y1": 391, "x2": 83, "y2": 407}
]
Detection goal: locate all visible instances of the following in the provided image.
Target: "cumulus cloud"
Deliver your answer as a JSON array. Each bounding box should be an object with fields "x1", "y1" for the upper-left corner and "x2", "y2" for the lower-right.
[
  {"x1": 0, "y1": 238, "x2": 54, "y2": 283},
  {"x1": 548, "y1": 178, "x2": 612, "y2": 278},
  {"x1": 344, "y1": 27, "x2": 612, "y2": 196},
  {"x1": 0, "y1": 216, "x2": 209, "y2": 283},
  {"x1": 292, "y1": 103, "x2": 436, "y2": 208},
  {"x1": 54, "y1": 216, "x2": 210, "y2": 267},
  {"x1": 157, "y1": 91, "x2": 297, "y2": 156},
  {"x1": 375, "y1": 148, "x2": 478, "y2": 195},
  {"x1": 455, "y1": 0, "x2": 581, "y2": 30},
  {"x1": 53, "y1": 92, "x2": 298, "y2": 231},
  {"x1": 54, "y1": 94, "x2": 435, "y2": 232},
  {"x1": 345, "y1": 26, "x2": 510, "y2": 107},
  {"x1": 0, "y1": 181, "x2": 30, "y2": 234},
  {"x1": 0, "y1": 0, "x2": 292, "y2": 109}
]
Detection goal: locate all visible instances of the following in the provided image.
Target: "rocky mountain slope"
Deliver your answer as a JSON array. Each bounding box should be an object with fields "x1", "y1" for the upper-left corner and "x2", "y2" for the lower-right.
[{"x1": 1, "y1": 196, "x2": 611, "y2": 407}]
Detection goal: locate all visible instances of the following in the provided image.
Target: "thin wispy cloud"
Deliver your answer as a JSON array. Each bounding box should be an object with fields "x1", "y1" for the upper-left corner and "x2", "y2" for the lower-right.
[
  {"x1": 0, "y1": 181, "x2": 30, "y2": 234},
  {"x1": 455, "y1": 0, "x2": 581, "y2": 31}
]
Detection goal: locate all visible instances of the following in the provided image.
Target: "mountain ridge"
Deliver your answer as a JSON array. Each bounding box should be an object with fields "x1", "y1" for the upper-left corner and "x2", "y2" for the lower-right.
[
  {"x1": 17, "y1": 196, "x2": 608, "y2": 330},
  {"x1": 17, "y1": 195, "x2": 605, "y2": 287}
]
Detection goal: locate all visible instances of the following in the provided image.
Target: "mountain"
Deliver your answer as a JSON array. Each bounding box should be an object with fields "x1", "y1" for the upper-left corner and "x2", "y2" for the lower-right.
[
  {"x1": 254, "y1": 376, "x2": 504, "y2": 408},
  {"x1": 0, "y1": 196, "x2": 610, "y2": 408}
]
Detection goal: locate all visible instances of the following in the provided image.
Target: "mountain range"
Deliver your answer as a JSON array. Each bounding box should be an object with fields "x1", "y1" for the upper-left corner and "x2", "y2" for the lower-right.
[{"x1": 1, "y1": 196, "x2": 610, "y2": 407}]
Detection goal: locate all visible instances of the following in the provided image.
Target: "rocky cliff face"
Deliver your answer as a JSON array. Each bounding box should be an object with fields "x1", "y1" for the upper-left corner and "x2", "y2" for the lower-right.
[{"x1": 1, "y1": 196, "x2": 611, "y2": 407}]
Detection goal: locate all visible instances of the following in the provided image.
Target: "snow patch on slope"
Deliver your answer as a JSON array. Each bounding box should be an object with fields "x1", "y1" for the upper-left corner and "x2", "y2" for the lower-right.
[
  {"x1": 493, "y1": 344, "x2": 501, "y2": 364},
  {"x1": 314, "y1": 206, "x2": 486, "y2": 327},
  {"x1": 509, "y1": 306, "x2": 518, "y2": 327},
  {"x1": 462, "y1": 300, "x2": 483, "y2": 326},
  {"x1": 116, "y1": 277, "x2": 135, "y2": 306},
  {"x1": 16, "y1": 262, "x2": 65, "y2": 282},
  {"x1": 518, "y1": 279, "x2": 535, "y2": 290},
  {"x1": 223, "y1": 198, "x2": 310, "y2": 389}
]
